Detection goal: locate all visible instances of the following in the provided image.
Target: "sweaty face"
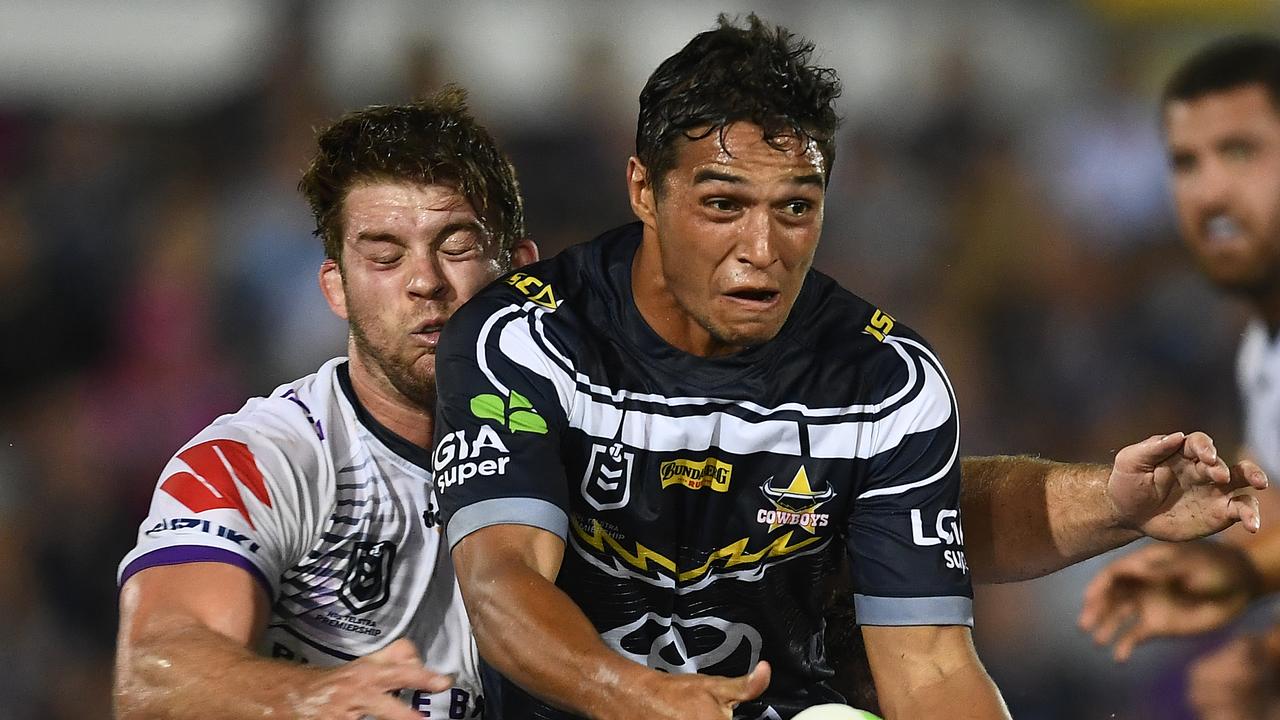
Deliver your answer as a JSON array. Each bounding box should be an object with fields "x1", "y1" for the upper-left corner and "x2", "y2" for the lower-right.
[
  {"x1": 1167, "y1": 84, "x2": 1280, "y2": 295},
  {"x1": 333, "y1": 182, "x2": 504, "y2": 406},
  {"x1": 643, "y1": 123, "x2": 825, "y2": 355}
]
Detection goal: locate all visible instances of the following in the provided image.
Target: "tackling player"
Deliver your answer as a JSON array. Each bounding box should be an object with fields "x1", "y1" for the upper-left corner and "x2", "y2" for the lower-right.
[
  {"x1": 1080, "y1": 36, "x2": 1280, "y2": 718},
  {"x1": 434, "y1": 16, "x2": 1265, "y2": 720},
  {"x1": 113, "y1": 89, "x2": 537, "y2": 719}
]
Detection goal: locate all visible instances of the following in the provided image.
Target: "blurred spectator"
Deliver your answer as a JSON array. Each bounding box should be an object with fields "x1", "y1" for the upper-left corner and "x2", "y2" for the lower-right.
[{"x1": 0, "y1": 1, "x2": 1267, "y2": 716}]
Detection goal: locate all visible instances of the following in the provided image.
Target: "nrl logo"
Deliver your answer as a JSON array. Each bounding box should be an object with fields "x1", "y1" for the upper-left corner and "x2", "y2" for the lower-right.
[{"x1": 340, "y1": 541, "x2": 396, "y2": 614}]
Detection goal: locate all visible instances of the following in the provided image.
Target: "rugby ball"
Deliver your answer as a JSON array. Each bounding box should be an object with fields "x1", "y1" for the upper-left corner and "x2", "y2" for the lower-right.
[{"x1": 792, "y1": 704, "x2": 882, "y2": 720}]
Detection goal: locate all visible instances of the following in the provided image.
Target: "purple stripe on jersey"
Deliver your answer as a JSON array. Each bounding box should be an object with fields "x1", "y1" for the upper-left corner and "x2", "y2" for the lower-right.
[{"x1": 118, "y1": 546, "x2": 273, "y2": 597}]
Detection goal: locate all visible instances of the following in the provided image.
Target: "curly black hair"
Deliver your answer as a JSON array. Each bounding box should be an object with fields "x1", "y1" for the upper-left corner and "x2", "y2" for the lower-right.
[
  {"x1": 1163, "y1": 35, "x2": 1280, "y2": 111},
  {"x1": 300, "y1": 85, "x2": 526, "y2": 268},
  {"x1": 636, "y1": 13, "x2": 842, "y2": 188}
]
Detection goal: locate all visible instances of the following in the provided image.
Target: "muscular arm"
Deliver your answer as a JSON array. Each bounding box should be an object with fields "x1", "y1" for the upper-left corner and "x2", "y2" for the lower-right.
[
  {"x1": 962, "y1": 433, "x2": 1264, "y2": 584},
  {"x1": 862, "y1": 625, "x2": 1009, "y2": 720},
  {"x1": 961, "y1": 456, "x2": 1132, "y2": 584},
  {"x1": 115, "y1": 563, "x2": 444, "y2": 720},
  {"x1": 451, "y1": 524, "x2": 768, "y2": 720}
]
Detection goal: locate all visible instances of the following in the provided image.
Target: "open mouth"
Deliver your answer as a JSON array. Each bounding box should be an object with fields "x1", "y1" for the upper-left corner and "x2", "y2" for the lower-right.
[
  {"x1": 1203, "y1": 215, "x2": 1244, "y2": 245},
  {"x1": 726, "y1": 289, "x2": 780, "y2": 303},
  {"x1": 411, "y1": 323, "x2": 444, "y2": 346}
]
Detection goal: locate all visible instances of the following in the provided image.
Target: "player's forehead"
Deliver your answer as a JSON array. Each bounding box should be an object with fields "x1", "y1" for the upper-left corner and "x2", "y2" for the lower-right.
[
  {"x1": 1165, "y1": 83, "x2": 1280, "y2": 148},
  {"x1": 669, "y1": 122, "x2": 826, "y2": 187},
  {"x1": 340, "y1": 179, "x2": 484, "y2": 240}
]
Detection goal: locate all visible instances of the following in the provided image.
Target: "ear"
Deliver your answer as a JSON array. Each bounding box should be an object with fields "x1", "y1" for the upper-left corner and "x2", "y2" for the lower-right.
[
  {"x1": 511, "y1": 239, "x2": 540, "y2": 269},
  {"x1": 318, "y1": 258, "x2": 348, "y2": 321},
  {"x1": 627, "y1": 156, "x2": 658, "y2": 228}
]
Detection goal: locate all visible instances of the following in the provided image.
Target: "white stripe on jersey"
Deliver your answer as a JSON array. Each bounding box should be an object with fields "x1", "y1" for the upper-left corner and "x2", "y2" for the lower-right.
[{"x1": 482, "y1": 307, "x2": 957, "y2": 477}]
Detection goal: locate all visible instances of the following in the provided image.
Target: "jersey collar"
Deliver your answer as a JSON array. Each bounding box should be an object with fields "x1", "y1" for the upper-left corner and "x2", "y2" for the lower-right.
[{"x1": 335, "y1": 361, "x2": 434, "y2": 474}]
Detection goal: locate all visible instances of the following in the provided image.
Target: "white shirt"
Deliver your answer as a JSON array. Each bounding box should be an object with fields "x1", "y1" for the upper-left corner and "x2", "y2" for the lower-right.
[
  {"x1": 119, "y1": 358, "x2": 482, "y2": 718},
  {"x1": 1237, "y1": 319, "x2": 1280, "y2": 478}
]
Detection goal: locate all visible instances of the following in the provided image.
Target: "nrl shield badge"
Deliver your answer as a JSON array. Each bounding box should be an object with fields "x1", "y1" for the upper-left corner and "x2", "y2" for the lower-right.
[
  {"x1": 582, "y1": 442, "x2": 635, "y2": 511},
  {"x1": 340, "y1": 540, "x2": 396, "y2": 613}
]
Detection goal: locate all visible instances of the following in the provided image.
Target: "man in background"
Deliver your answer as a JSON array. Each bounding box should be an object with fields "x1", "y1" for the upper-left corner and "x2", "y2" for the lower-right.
[
  {"x1": 1081, "y1": 36, "x2": 1280, "y2": 719},
  {"x1": 114, "y1": 89, "x2": 537, "y2": 719}
]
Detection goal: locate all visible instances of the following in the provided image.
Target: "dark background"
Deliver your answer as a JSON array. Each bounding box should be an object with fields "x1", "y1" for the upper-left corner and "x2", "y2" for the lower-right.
[{"x1": 0, "y1": 0, "x2": 1270, "y2": 717}]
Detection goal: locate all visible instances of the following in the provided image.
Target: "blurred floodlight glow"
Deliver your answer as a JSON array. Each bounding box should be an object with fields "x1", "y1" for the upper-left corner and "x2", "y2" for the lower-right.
[{"x1": 0, "y1": 0, "x2": 276, "y2": 117}]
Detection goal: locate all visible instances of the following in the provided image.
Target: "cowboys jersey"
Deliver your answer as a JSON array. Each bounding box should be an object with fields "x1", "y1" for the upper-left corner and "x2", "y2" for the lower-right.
[
  {"x1": 434, "y1": 223, "x2": 972, "y2": 720},
  {"x1": 119, "y1": 358, "x2": 483, "y2": 719},
  {"x1": 1237, "y1": 319, "x2": 1280, "y2": 477}
]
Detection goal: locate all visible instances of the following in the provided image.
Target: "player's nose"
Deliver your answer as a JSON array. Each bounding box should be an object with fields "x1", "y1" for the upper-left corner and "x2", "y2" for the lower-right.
[
  {"x1": 735, "y1": 211, "x2": 780, "y2": 269},
  {"x1": 405, "y1": 252, "x2": 448, "y2": 299}
]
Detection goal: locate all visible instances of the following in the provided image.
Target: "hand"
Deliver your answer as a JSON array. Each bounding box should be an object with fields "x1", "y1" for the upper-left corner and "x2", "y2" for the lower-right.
[
  {"x1": 1107, "y1": 432, "x2": 1267, "y2": 541},
  {"x1": 283, "y1": 638, "x2": 454, "y2": 720},
  {"x1": 1188, "y1": 632, "x2": 1280, "y2": 720},
  {"x1": 1079, "y1": 541, "x2": 1261, "y2": 661},
  {"x1": 623, "y1": 661, "x2": 771, "y2": 720}
]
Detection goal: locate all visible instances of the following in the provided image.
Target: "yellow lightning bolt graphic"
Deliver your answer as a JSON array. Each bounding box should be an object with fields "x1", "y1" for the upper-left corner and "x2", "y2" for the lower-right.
[{"x1": 571, "y1": 517, "x2": 823, "y2": 583}]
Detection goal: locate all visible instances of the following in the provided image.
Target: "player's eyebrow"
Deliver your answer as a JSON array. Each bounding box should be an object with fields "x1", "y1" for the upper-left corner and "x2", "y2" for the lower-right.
[
  {"x1": 692, "y1": 169, "x2": 825, "y2": 188},
  {"x1": 354, "y1": 230, "x2": 403, "y2": 244},
  {"x1": 692, "y1": 169, "x2": 744, "y2": 185},
  {"x1": 434, "y1": 219, "x2": 486, "y2": 244},
  {"x1": 789, "y1": 173, "x2": 825, "y2": 187}
]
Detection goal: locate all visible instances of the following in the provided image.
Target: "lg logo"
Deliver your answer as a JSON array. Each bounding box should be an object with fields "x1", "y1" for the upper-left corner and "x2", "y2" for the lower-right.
[{"x1": 910, "y1": 508, "x2": 964, "y2": 547}]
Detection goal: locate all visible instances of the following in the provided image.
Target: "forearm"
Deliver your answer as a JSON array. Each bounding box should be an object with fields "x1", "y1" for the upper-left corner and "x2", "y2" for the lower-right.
[
  {"x1": 115, "y1": 618, "x2": 319, "y2": 720},
  {"x1": 464, "y1": 558, "x2": 658, "y2": 720},
  {"x1": 863, "y1": 626, "x2": 1008, "y2": 720},
  {"x1": 962, "y1": 456, "x2": 1138, "y2": 583},
  {"x1": 875, "y1": 662, "x2": 1008, "y2": 720}
]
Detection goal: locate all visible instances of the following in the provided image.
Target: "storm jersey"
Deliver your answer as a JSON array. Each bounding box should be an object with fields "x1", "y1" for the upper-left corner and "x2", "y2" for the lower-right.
[
  {"x1": 118, "y1": 358, "x2": 483, "y2": 719},
  {"x1": 1237, "y1": 319, "x2": 1280, "y2": 476},
  {"x1": 433, "y1": 223, "x2": 972, "y2": 720}
]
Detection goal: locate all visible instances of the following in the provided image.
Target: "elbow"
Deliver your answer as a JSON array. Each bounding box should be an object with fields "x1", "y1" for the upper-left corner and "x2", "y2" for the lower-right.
[{"x1": 112, "y1": 662, "x2": 150, "y2": 720}]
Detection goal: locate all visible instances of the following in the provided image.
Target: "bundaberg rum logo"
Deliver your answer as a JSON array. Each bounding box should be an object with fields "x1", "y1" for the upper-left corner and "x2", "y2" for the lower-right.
[{"x1": 659, "y1": 457, "x2": 733, "y2": 492}]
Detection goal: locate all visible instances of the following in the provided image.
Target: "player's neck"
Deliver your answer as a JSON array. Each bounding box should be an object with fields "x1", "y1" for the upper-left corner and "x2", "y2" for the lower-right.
[
  {"x1": 345, "y1": 354, "x2": 435, "y2": 448},
  {"x1": 631, "y1": 233, "x2": 745, "y2": 358}
]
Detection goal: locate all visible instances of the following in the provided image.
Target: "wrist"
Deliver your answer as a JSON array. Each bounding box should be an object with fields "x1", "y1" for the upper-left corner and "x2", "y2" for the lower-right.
[
  {"x1": 1095, "y1": 463, "x2": 1144, "y2": 536},
  {"x1": 585, "y1": 657, "x2": 663, "y2": 720}
]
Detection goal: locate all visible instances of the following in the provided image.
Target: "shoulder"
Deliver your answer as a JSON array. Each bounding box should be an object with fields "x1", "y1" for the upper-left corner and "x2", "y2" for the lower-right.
[
  {"x1": 173, "y1": 360, "x2": 348, "y2": 493},
  {"x1": 796, "y1": 272, "x2": 949, "y2": 404},
  {"x1": 440, "y1": 231, "x2": 620, "y2": 356}
]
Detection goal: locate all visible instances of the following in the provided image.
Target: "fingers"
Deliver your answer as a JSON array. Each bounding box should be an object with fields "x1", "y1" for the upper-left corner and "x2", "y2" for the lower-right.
[
  {"x1": 1182, "y1": 431, "x2": 1218, "y2": 466},
  {"x1": 1120, "y1": 432, "x2": 1185, "y2": 469},
  {"x1": 361, "y1": 692, "x2": 433, "y2": 720},
  {"x1": 1088, "y1": 597, "x2": 1136, "y2": 648},
  {"x1": 717, "y1": 660, "x2": 772, "y2": 705},
  {"x1": 1231, "y1": 460, "x2": 1270, "y2": 491},
  {"x1": 1227, "y1": 493, "x2": 1263, "y2": 533},
  {"x1": 1081, "y1": 544, "x2": 1179, "y2": 617},
  {"x1": 360, "y1": 639, "x2": 455, "y2": 694},
  {"x1": 366, "y1": 637, "x2": 421, "y2": 664}
]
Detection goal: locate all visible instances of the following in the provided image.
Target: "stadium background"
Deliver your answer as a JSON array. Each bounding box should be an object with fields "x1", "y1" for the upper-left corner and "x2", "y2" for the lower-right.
[{"x1": 0, "y1": 0, "x2": 1272, "y2": 716}]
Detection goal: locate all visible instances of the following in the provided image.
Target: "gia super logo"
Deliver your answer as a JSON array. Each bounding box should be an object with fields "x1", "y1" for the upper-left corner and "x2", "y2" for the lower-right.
[{"x1": 433, "y1": 425, "x2": 511, "y2": 492}]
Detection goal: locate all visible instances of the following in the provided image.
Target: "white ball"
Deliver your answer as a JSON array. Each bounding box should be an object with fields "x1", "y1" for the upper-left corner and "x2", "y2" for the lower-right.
[{"x1": 792, "y1": 704, "x2": 882, "y2": 720}]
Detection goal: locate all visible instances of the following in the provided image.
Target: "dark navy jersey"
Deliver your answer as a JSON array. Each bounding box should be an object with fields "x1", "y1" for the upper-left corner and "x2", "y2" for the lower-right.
[{"x1": 433, "y1": 223, "x2": 972, "y2": 720}]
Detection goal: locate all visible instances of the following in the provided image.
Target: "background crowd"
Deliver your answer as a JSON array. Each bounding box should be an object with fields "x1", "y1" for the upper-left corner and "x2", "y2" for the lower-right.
[{"x1": 0, "y1": 0, "x2": 1272, "y2": 717}]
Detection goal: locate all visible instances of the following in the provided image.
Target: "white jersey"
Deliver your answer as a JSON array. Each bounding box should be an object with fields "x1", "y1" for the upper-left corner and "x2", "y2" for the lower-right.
[
  {"x1": 1237, "y1": 319, "x2": 1280, "y2": 477},
  {"x1": 119, "y1": 358, "x2": 482, "y2": 719}
]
